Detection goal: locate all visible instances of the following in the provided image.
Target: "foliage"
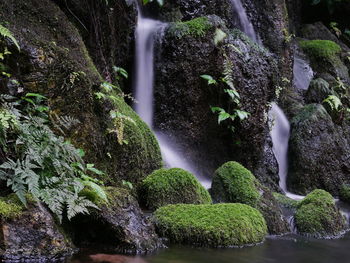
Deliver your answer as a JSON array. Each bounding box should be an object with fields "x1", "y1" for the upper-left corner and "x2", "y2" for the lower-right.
[
  {"x1": 154, "y1": 203, "x2": 267, "y2": 247},
  {"x1": 170, "y1": 17, "x2": 212, "y2": 39},
  {"x1": 0, "y1": 94, "x2": 107, "y2": 222},
  {"x1": 211, "y1": 161, "x2": 260, "y2": 207},
  {"x1": 0, "y1": 196, "x2": 23, "y2": 219},
  {"x1": 201, "y1": 55, "x2": 250, "y2": 133},
  {"x1": 295, "y1": 189, "x2": 346, "y2": 237},
  {"x1": 273, "y1": 192, "x2": 299, "y2": 209},
  {"x1": 95, "y1": 79, "x2": 136, "y2": 145},
  {"x1": 143, "y1": 0, "x2": 164, "y2": 6},
  {"x1": 139, "y1": 168, "x2": 211, "y2": 210},
  {"x1": 299, "y1": 40, "x2": 341, "y2": 61},
  {"x1": 0, "y1": 24, "x2": 20, "y2": 50}
]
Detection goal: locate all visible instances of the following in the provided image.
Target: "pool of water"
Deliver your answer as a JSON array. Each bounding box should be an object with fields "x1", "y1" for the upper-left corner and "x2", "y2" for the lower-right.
[{"x1": 68, "y1": 233, "x2": 350, "y2": 263}]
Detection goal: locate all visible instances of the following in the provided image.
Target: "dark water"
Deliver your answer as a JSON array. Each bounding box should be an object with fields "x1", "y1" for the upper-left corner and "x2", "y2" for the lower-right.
[{"x1": 68, "y1": 233, "x2": 350, "y2": 263}]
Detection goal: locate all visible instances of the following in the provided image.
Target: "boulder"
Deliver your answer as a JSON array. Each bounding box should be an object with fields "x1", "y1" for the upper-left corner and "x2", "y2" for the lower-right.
[
  {"x1": 211, "y1": 161, "x2": 289, "y2": 235},
  {"x1": 139, "y1": 168, "x2": 212, "y2": 211},
  {"x1": 295, "y1": 189, "x2": 347, "y2": 238},
  {"x1": 67, "y1": 187, "x2": 162, "y2": 254},
  {"x1": 0, "y1": 196, "x2": 74, "y2": 261},
  {"x1": 288, "y1": 104, "x2": 350, "y2": 195},
  {"x1": 154, "y1": 203, "x2": 267, "y2": 247},
  {"x1": 0, "y1": 0, "x2": 162, "y2": 185}
]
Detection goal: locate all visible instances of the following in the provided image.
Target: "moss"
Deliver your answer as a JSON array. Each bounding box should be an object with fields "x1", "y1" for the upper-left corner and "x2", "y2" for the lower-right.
[
  {"x1": 339, "y1": 184, "x2": 350, "y2": 203},
  {"x1": 299, "y1": 40, "x2": 341, "y2": 61},
  {"x1": 0, "y1": 194, "x2": 23, "y2": 219},
  {"x1": 169, "y1": 17, "x2": 212, "y2": 39},
  {"x1": 211, "y1": 161, "x2": 260, "y2": 207},
  {"x1": 295, "y1": 189, "x2": 346, "y2": 237},
  {"x1": 154, "y1": 203, "x2": 267, "y2": 247},
  {"x1": 139, "y1": 168, "x2": 211, "y2": 210},
  {"x1": 273, "y1": 192, "x2": 299, "y2": 209}
]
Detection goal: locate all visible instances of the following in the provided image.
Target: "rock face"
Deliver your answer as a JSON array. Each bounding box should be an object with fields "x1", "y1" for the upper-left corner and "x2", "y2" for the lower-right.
[
  {"x1": 211, "y1": 161, "x2": 289, "y2": 235},
  {"x1": 0, "y1": 0, "x2": 162, "y2": 185},
  {"x1": 154, "y1": 16, "x2": 280, "y2": 189},
  {"x1": 67, "y1": 187, "x2": 162, "y2": 255},
  {"x1": 295, "y1": 189, "x2": 347, "y2": 238},
  {"x1": 0, "y1": 202, "x2": 74, "y2": 261},
  {"x1": 288, "y1": 104, "x2": 350, "y2": 195}
]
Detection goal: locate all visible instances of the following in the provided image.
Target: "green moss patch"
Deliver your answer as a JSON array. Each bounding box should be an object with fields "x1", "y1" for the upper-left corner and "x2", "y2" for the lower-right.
[
  {"x1": 299, "y1": 40, "x2": 341, "y2": 61},
  {"x1": 139, "y1": 168, "x2": 211, "y2": 210},
  {"x1": 339, "y1": 184, "x2": 350, "y2": 204},
  {"x1": 211, "y1": 161, "x2": 260, "y2": 207},
  {"x1": 0, "y1": 195, "x2": 23, "y2": 219},
  {"x1": 273, "y1": 192, "x2": 299, "y2": 209},
  {"x1": 155, "y1": 203, "x2": 267, "y2": 247},
  {"x1": 295, "y1": 189, "x2": 346, "y2": 238},
  {"x1": 169, "y1": 17, "x2": 212, "y2": 39}
]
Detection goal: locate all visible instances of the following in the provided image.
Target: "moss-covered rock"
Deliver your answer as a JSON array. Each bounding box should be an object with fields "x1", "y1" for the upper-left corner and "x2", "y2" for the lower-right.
[
  {"x1": 211, "y1": 161, "x2": 260, "y2": 207},
  {"x1": 300, "y1": 40, "x2": 341, "y2": 61},
  {"x1": 211, "y1": 161, "x2": 289, "y2": 235},
  {"x1": 305, "y1": 78, "x2": 332, "y2": 104},
  {"x1": 295, "y1": 189, "x2": 347, "y2": 238},
  {"x1": 339, "y1": 184, "x2": 350, "y2": 204},
  {"x1": 139, "y1": 168, "x2": 212, "y2": 210},
  {"x1": 0, "y1": 197, "x2": 74, "y2": 261},
  {"x1": 67, "y1": 187, "x2": 162, "y2": 254},
  {"x1": 154, "y1": 203, "x2": 267, "y2": 247},
  {"x1": 0, "y1": 0, "x2": 162, "y2": 186}
]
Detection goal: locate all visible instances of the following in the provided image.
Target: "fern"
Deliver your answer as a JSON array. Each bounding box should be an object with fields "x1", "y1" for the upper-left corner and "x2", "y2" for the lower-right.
[{"x1": 0, "y1": 25, "x2": 20, "y2": 50}]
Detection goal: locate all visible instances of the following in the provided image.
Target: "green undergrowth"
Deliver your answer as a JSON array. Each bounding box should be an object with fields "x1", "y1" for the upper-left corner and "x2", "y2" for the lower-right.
[
  {"x1": 154, "y1": 203, "x2": 267, "y2": 247},
  {"x1": 139, "y1": 168, "x2": 212, "y2": 210},
  {"x1": 273, "y1": 192, "x2": 300, "y2": 209}
]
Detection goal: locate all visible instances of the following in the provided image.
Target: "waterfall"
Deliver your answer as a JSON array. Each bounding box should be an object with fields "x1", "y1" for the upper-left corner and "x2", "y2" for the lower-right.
[
  {"x1": 133, "y1": 8, "x2": 211, "y2": 188},
  {"x1": 269, "y1": 103, "x2": 304, "y2": 200},
  {"x1": 293, "y1": 53, "x2": 314, "y2": 90},
  {"x1": 230, "y1": 0, "x2": 260, "y2": 43}
]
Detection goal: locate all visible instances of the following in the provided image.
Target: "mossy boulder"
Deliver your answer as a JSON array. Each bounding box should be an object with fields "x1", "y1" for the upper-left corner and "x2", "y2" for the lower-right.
[
  {"x1": 0, "y1": 195, "x2": 74, "y2": 261},
  {"x1": 139, "y1": 168, "x2": 212, "y2": 210},
  {"x1": 295, "y1": 189, "x2": 347, "y2": 238},
  {"x1": 0, "y1": 0, "x2": 162, "y2": 186},
  {"x1": 273, "y1": 192, "x2": 300, "y2": 209},
  {"x1": 339, "y1": 184, "x2": 350, "y2": 204},
  {"x1": 211, "y1": 161, "x2": 289, "y2": 235},
  {"x1": 300, "y1": 40, "x2": 341, "y2": 61},
  {"x1": 305, "y1": 78, "x2": 332, "y2": 104},
  {"x1": 67, "y1": 187, "x2": 162, "y2": 254},
  {"x1": 154, "y1": 203, "x2": 267, "y2": 247}
]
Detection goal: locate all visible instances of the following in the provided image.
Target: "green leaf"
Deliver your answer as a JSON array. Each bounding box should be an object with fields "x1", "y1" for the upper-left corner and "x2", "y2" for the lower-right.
[
  {"x1": 235, "y1": 109, "x2": 250, "y2": 120},
  {"x1": 218, "y1": 111, "x2": 231, "y2": 124},
  {"x1": 200, "y1": 74, "x2": 217, "y2": 85},
  {"x1": 25, "y1": 93, "x2": 47, "y2": 100},
  {"x1": 214, "y1": 28, "x2": 227, "y2": 46},
  {"x1": 0, "y1": 24, "x2": 20, "y2": 51},
  {"x1": 113, "y1": 66, "x2": 128, "y2": 79}
]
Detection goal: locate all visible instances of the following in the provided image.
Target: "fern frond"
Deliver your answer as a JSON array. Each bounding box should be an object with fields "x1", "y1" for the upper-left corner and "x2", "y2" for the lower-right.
[{"x1": 0, "y1": 25, "x2": 20, "y2": 50}]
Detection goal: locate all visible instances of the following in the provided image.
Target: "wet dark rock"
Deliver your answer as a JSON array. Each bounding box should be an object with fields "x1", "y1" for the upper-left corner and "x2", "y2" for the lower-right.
[
  {"x1": 305, "y1": 78, "x2": 332, "y2": 104},
  {"x1": 0, "y1": 0, "x2": 162, "y2": 186},
  {"x1": 154, "y1": 16, "x2": 281, "y2": 190},
  {"x1": 0, "y1": 202, "x2": 74, "y2": 261},
  {"x1": 66, "y1": 187, "x2": 162, "y2": 255},
  {"x1": 288, "y1": 104, "x2": 350, "y2": 195}
]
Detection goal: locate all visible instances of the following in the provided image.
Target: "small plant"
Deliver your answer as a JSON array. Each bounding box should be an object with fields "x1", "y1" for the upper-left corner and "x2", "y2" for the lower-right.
[
  {"x1": 143, "y1": 0, "x2": 164, "y2": 6},
  {"x1": 201, "y1": 55, "x2": 250, "y2": 132},
  {"x1": 0, "y1": 24, "x2": 20, "y2": 50}
]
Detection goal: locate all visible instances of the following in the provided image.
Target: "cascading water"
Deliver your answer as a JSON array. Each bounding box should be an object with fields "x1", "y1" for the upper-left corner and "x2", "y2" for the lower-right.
[
  {"x1": 230, "y1": 0, "x2": 260, "y2": 43},
  {"x1": 293, "y1": 53, "x2": 314, "y2": 90},
  {"x1": 269, "y1": 103, "x2": 304, "y2": 200},
  {"x1": 133, "y1": 7, "x2": 211, "y2": 188}
]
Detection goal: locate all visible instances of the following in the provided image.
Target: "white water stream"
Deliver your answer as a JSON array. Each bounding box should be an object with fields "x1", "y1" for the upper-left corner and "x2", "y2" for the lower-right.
[
  {"x1": 133, "y1": 10, "x2": 211, "y2": 188},
  {"x1": 231, "y1": 0, "x2": 260, "y2": 43}
]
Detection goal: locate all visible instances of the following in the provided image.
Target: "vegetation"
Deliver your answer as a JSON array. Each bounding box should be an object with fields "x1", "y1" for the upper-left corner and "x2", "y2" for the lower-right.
[
  {"x1": 339, "y1": 184, "x2": 350, "y2": 203},
  {"x1": 295, "y1": 189, "x2": 346, "y2": 237},
  {"x1": 154, "y1": 203, "x2": 267, "y2": 247},
  {"x1": 211, "y1": 161, "x2": 260, "y2": 207},
  {"x1": 139, "y1": 168, "x2": 212, "y2": 210},
  {"x1": 299, "y1": 40, "x2": 341, "y2": 61},
  {"x1": 0, "y1": 94, "x2": 106, "y2": 222},
  {"x1": 273, "y1": 192, "x2": 300, "y2": 209},
  {"x1": 169, "y1": 17, "x2": 212, "y2": 39}
]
